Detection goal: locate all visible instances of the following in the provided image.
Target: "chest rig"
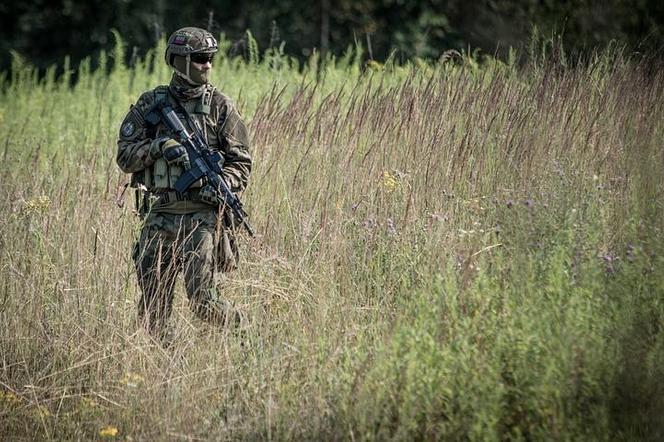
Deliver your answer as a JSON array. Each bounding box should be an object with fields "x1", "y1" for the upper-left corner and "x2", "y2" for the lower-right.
[{"x1": 140, "y1": 85, "x2": 216, "y2": 192}]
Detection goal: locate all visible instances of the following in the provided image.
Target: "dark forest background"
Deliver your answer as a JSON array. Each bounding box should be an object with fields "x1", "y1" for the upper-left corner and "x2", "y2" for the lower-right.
[{"x1": 2, "y1": 0, "x2": 664, "y2": 72}]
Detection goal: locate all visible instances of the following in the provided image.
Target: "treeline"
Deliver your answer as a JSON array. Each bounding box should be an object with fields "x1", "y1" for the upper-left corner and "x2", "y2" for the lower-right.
[{"x1": 1, "y1": 0, "x2": 663, "y2": 72}]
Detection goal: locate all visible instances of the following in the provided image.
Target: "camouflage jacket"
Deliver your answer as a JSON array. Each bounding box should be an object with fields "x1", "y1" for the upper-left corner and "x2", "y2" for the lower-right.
[{"x1": 117, "y1": 82, "x2": 251, "y2": 214}]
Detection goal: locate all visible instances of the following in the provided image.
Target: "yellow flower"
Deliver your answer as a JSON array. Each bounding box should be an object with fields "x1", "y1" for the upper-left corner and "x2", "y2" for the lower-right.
[
  {"x1": 0, "y1": 390, "x2": 22, "y2": 408},
  {"x1": 366, "y1": 59, "x2": 383, "y2": 71},
  {"x1": 120, "y1": 372, "x2": 144, "y2": 388},
  {"x1": 81, "y1": 397, "x2": 99, "y2": 408},
  {"x1": 99, "y1": 426, "x2": 119, "y2": 437},
  {"x1": 381, "y1": 170, "x2": 400, "y2": 193},
  {"x1": 20, "y1": 195, "x2": 51, "y2": 216},
  {"x1": 34, "y1": 405, "x2": 51, "y2": 418}
]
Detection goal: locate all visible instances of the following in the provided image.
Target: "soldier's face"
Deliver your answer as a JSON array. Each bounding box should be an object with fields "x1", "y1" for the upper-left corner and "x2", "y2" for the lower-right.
[
  {"x1": 173, "y1": 54, "x2": 213, "y2": 85},
  {"x1": 189, "y1": 53, "x2": 214, "y2": 85}
]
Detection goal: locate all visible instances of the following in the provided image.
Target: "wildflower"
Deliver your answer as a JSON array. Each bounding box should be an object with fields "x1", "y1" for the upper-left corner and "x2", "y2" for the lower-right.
[
  {"x1": 428, "y1": 212, "x2": 447, "y2": 222},
  {"x1": 0, "y1": 390, "x2": 22, "y2": 407},
  {"x1": 601, "y1": 252, "x2": 619, "y2": 274},
  {"x1": 386, "y1": 218, "x2": 397, "y2": 235},
  {"x1": 81, "y1": 397, "x2": 99, "y2": 408},
  {"x1": 99, "y1": 426, "x2": 119, "y2": 437},
  {"x1": 381, "y1": 170, "x2": 400, "y2": 193},
  {"x1": 120, "y1": 373, "x2": 144, "y2": 388},
  {"x1": 34, "y1": 405, "x2": 51, "y2": 418},
  {"x1": 366, "y1": 60, "x2": 383, "y2": 71},
  {"x1": 626, "y1": 242, "x2": 636, "y2": 262},
  {"x1": 363, "y1": 217, "x2": 377, "y2": 230},
  {"x1": 20, "y1": 195, "x2": 51, "y2": 216}
]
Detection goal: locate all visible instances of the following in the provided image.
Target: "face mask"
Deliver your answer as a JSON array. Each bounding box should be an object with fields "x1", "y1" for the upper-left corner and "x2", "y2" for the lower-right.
[{"x1": 172, "y1": 55, "x2": 211, "y2": 86}]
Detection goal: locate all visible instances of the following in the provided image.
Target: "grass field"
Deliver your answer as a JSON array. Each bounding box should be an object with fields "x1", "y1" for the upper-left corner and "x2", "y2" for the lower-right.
[{"x1": 1, "y1": 37, "x2": 663, "y2": 440}]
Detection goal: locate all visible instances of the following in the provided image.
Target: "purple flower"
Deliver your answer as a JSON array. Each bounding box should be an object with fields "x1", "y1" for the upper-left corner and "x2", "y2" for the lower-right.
[
  {"x1": 602, "y1": 252, "x2": 619, "y2": 274},
  {"x1": 386, "y1": 218, "x2": 397, "y2": 236},
  {"x1": 626, "y1": 242, "x2": 636, "y2": 262}
]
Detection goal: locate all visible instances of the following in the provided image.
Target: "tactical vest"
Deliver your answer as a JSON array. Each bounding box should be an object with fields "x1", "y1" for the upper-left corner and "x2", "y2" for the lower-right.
[{"x1": 133, "y1": 85, "x2": 215, "y2": 193}]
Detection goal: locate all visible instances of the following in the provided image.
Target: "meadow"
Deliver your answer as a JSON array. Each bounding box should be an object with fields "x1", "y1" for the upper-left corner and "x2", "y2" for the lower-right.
[{"x1": 1, "y1": 36, "x2": 663, "y2": 440}]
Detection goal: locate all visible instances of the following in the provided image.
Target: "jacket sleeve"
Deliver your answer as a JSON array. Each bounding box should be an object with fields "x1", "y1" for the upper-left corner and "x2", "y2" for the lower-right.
[
  {"x1": 116, "y1": 92, "x2": 157, "y2": 174},
  {"x1": 218, "y1": 102, "x2": 252, "y2": 192}
]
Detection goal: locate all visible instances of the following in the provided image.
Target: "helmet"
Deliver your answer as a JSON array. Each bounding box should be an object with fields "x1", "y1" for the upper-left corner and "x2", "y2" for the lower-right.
[
  {"x1": 165, "y1": 27, "x2": 218, "y2": 84},
  {"x1": 165, "y1": 27, "x2": 218, "y2": 63}
]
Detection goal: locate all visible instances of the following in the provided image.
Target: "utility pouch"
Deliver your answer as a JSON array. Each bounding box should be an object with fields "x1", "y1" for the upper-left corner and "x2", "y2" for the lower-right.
[
  {"x1": 143, "y1": 167, "x2": 153, "y2": 189},
  {"x1": 131, "y1": 168, "x2": 154, "y2": 190},
  {"x1": 153, "y1": 158, "x2": 169, "y2": 189},
  {"x1": 169, "y1": 164, "x2": 183, "y2": 187}
]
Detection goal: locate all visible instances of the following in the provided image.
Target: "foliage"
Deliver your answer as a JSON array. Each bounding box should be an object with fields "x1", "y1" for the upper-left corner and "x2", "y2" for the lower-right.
[
  {"x1": 1, "y1": 0, "x2": 664, "y2": 72},
  {"x1": 0, "y1": 39, "x2": 663, "y2": 440}
]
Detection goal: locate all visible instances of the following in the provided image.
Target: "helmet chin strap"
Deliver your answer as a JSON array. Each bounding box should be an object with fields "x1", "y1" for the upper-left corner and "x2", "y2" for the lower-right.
[{"x1": 173, "y1": 54, "x2": 200, "y2": 85}]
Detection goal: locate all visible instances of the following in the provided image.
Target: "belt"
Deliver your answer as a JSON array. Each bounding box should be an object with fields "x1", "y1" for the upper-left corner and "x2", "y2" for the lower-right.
[{"x1": 152, "y1": 189, "x2": 202, "y2": 204}]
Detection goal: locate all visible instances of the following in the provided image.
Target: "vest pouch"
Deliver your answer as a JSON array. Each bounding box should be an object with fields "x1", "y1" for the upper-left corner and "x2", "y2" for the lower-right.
[
  {"x1": 153, "y1": 158, "x2": 169, "y2": 189},
  {"x1": 169, "y1": 164, "x2": 183, "y2": 188},
  {"x1": 130, "y1": 168, "x2": 154, "y2": 190},
  {"x1": 143, "y1": 167, "x2": 154, "y2": 189}
]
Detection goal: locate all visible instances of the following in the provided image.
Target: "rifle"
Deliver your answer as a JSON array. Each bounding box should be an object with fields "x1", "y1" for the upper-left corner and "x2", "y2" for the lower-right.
[{"x1": 147, "y1": 97, "x2": 255, "y2": 237}]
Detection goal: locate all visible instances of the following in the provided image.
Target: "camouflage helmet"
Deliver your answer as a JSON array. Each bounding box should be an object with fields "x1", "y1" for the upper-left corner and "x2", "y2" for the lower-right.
[
  {"x1": 165, "y1": 27, "x2": 218, "y2": 66},
  {"x1": 165, "y1": 27, "x2": 218, "y2": 84}
]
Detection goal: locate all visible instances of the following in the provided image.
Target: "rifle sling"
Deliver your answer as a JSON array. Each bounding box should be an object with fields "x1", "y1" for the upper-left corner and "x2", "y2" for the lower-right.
[{"x1": 166, "y1": 91, "x2": 208, "y2": 146}]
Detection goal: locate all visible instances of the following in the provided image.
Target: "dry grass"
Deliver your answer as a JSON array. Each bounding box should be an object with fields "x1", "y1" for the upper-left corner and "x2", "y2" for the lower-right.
[{"x1": 1, "y1": 40, "x2": 663, "y2": 440}]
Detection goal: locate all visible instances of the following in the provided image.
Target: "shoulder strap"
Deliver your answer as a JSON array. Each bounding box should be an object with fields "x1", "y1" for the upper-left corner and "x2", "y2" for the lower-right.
[
  {"x1": 167, "y1": 88, "x2": 210, "y2": 146},
  {"x1": 154, "y1": 85, "x2": 169, "y2": 104},
  {"x1": 150, "y1": 85, "x2": 210, "y2": 146},
  {"x1": 144, "y1": 86, "x2": 169, "y2": 127}
]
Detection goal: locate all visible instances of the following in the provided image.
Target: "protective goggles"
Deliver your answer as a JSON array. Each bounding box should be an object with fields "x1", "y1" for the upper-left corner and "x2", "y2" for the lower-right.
[{"x1": 190, "y1": 53, "x2": 215, "y2": 64}]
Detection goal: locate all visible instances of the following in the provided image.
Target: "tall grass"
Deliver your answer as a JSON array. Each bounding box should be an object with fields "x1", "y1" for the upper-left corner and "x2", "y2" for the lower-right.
[{"x1": 1, "y1": 37, "x2": 663, "y2": 440}]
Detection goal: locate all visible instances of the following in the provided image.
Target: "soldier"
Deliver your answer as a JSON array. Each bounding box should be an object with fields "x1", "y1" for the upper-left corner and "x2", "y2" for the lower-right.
[{"x1": 116, "y1": 27, "x2": 251, "y2": 343}]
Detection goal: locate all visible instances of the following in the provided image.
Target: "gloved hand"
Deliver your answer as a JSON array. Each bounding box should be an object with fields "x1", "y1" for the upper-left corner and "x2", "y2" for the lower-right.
[
  {"x1": 199, "y1": 184, "x2": 219, "y2": 205},
  {"x1": 161, "y1": 139, "x2": 191, "y2": 170},
  {"x1": 148, "y1": 136, "x2": 169, "y2": 161}
]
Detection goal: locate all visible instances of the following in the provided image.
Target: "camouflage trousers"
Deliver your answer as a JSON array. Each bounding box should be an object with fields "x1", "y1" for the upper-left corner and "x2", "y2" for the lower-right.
[{"x1": 132, "y1": 209, "x2": 239, "y2": 340}]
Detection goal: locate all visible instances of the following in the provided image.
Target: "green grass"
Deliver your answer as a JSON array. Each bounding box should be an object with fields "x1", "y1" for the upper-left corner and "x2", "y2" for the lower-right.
[{"x1": 1, "y1": 38, "x2": 663, "y2": 440}]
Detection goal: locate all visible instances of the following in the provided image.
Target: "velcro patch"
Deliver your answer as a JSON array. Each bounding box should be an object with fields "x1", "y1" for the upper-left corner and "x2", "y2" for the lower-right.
[
  {"x1": 121, "y1": 120, "x2": 135, "y2": 137},
  {"x1": 119, "y1": 107, "x2": 143, "y2": 140},
  {"x1": 174, "y1": 35, "x2": 186, "y2": 45}
]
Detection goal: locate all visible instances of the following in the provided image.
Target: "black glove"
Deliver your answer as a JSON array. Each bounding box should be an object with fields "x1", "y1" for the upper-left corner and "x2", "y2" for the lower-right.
[
  {"x1": 199, "y1": 184, "x2": 218, "y2": 205},
  {"x1": 161, "y1": 139, "x2": 190, "y2": 170}
]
